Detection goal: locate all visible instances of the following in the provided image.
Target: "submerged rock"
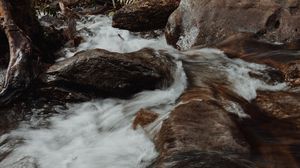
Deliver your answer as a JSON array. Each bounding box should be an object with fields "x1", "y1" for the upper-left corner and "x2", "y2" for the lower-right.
[
  {"x1": 43, "y1": 48, "x2": 176, "y2": 98},
  {"x1": 166, "y1": 0, "x2": 300, "y2": 50},
  {"x1": 112, "y1": 0, "x2": 180, "y2": 32}
]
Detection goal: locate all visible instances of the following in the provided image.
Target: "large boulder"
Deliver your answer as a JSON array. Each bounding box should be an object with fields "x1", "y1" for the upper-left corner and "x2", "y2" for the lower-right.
[
  {"x1": 210, "y1": 32, "x2": 300, "y2": 168},
  {"x1": 154, "y1": 88, "x2": 254, "y2": 168},
  {"x1": 42, "y1": 48, "x2": 176, "y2": 98},
  {"x1": 153, "y1": 50, "x2": 255, "y2": 167},
  {"x1": 112, "y1": 0, "x2": 180, "y2": 32},
  {"x1": 166, "y1": 0, "x2": 300, "y2": 50}
]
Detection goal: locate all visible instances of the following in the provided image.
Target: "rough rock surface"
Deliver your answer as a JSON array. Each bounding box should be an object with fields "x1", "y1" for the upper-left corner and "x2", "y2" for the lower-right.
[
  {"x1": 112, "y1": 0, "x2": 180, "y2": 32},
  {"x1": 166, "y1": 0, "x2": 300, "y2": 50},
  {"x1": 43, "y1": 48, "x2": 175, "y2": 98},
  {"x1": 255, "y1": 91, "x2": 300, "y2": 123}
]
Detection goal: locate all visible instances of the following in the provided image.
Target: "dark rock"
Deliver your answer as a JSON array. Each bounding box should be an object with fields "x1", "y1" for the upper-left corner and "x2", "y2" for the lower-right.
[
  {"x1": 0, "y1": 29, "x2": 8, "y2": 67},
  {"x1": 282, "y1": 60, "x2": 300, "y2": 86},
  {"x1": 132, "y1": 108, "x2": 158, "y2": 129},
  {"x1": 61, "y1": 0, "x2": 81, "y2": 6},
  {"x1": 166, "y1": 0, "x2": 300, "y2": 50},
  {"x1": 0, "y1": 86, "x2": 69, "y2": 135},
  {"x1": 42, "y1": 48, "x2": 176, "y2": 98},
  {"x1": 112, "y1": 0, "x2": 180, "y2": 32}
]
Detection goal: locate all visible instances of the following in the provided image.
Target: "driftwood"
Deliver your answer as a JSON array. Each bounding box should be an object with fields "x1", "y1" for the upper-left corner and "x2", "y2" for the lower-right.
[{"x1": 0, "y1": 0, "x2": 40, "y2": 105}]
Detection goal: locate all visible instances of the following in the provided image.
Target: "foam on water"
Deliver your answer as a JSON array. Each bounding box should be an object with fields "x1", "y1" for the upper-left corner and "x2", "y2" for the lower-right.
[
  {"x1": 0, "y1": 12, "x2": 290, "y2": 168},
  {"x1": 0, "y1": 60, "x2": 186, "y2": 168},
  {"x1": 62, "y1": 15, "x2": 172, "y2": 58},
  {"x1": 0, "y1": 14, "x2": 187, "y2": 168},
  {"x1": 183, "y1": 48, "x2": 287, "y2": 101},
  {"x1": 225, "y1": 58, "x2": 287, "y2": 101}
]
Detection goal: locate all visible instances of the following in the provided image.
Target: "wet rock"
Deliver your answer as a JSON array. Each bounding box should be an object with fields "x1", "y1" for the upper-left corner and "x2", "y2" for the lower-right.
[
  {"x1": 158, "y1": 151, "x2": 254, "y2": 168},
  {"x1": 1, "y1": 156, "x2": 38, "y2": 168},
  {"x1": 166, "y1": 0, "x2": 300, "y2": 50},
  {"x1": 0, "y1": 104, "x2": 27, "y2": 135},
  {"x1": 43, "y1": 48, "x2": 175, "y2": 98},
  {"x1": 216, "y1": 33, "x2": 300, "y2": 86},
  {"x1": 282, "y1": 61, "x2": 300, "y2": 86},
  {"x1": 154, "y1": 88, "x2": 253, "y2": 168},
  {"x1": 239, "y1": 90, "x2": 300, "y2": 168},
  {"x1": 132, "y1": 108, "x2": 158, "y2": 129},
  {"x1": 254, "y1": 91, "x2": 300, "y2": 127},
  {"x1": 0, "y1": 90, "x2": 68, "y2": 135},
  {"x1": 61, "y1": 0, "x2": 81, "y2": 6},
  {"x1": 216, "y1": 33, "x2": 300, "y2": 60},
  {"x1": 112, "y1": 0, "x2": 180, "y2": 32}
]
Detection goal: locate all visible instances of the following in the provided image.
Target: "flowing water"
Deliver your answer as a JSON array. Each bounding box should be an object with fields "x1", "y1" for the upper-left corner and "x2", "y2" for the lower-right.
[{"x1": 0, "y1": 15, "x2": 291, "y2": 168}]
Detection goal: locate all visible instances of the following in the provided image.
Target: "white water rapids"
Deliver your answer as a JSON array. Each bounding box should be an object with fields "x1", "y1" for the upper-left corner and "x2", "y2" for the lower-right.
[{"x1": 0, "y1": 15, "x2": 288, "y2": 168}]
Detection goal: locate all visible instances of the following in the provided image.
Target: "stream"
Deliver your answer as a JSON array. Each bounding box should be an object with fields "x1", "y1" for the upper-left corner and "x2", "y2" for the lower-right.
[{"x1": 0, "y1": 15, "x2": 294, "y2": 168}]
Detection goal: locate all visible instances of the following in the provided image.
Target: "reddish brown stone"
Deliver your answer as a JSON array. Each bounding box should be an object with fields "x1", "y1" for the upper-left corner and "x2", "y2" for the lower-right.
[
  {"x1": 255, "y1": 91, "x2": 300, "y2": 127},
  {"x1": 132, "y1": 108, "x2": 159, "y2": 129},
  {"x1": 240, "y1": 90, "x2": 300, "y2": 168},
  {"x1": 154, "y1": 87, "x2": 252, "y2": 168}
]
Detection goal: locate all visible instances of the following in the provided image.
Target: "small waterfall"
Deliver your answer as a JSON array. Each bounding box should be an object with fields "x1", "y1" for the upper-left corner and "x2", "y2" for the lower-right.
[
  {"x1": 61, "y1": 15, "x2": 173, "y2": 59},
  {"x1": 182, "y1": 48, "x2": 287, "y2": 101}
]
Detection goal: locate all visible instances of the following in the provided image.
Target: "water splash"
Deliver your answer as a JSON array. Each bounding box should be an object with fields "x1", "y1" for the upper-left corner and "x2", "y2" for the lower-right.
[
  {"x1": 61, "y1": 15, "x2": 172, "y2": 58},
  {"x1": 0, "y1": 60, "x2": 186, "y2": 168},
  {"x1": 182, "y1": 48, "x2": 287, "y2": 101}
]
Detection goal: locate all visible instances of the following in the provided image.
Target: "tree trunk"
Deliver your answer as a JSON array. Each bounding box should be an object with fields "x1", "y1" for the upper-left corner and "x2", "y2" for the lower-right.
[{"x1": 0, "y1": 0, "x2": 42, "y2": 105}]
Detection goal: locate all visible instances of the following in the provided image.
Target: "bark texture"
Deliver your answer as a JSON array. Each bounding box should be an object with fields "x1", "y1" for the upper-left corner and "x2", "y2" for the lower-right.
[{"x1": 0, "y1": 0, "x2": 42, "y2": 104}]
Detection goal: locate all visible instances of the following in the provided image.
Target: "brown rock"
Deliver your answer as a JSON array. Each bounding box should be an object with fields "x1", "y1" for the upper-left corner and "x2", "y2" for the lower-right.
[
  {"x1": 240, "y1": 90, "x2": 300, "y2": 168},
  {"x1": 0, "y1": 7, "x2": 3, "y2": 17},
  {"x1": 282, "y1": 60, "x2": 300, "y2": 86},
  {"x1": 255, "y1": 91, "x2": 300, "y2": 127},
  {"x1": 166, "y1": 0, "x2": 300, "y2": 50},
  {"x1": 216, "y1": 33, "x2": 300, "y2": 86},
  {"x1": 112, "y1": 0, "x2": 180, "y2": 32},
  {"x1": 155, "y1": 102, "x2": 252, "y2": 167},
  {"x1": 154, "y1": 87, "x2": 253, "y2": 168},
  {"x1": 43, "y1": 48, "x2": 175, "y2": 98},
  {"x1": 132, "y1": 108, "x2": 159, "y2": 129}
]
